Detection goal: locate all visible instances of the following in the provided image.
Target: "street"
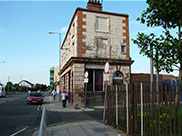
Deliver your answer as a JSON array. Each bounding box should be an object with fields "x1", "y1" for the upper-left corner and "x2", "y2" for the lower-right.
[
  {"x1": 0, "y1": 93, "x2": 104, "y2": 136},
  {"x1": 0, "y1": 92, "x2": 42, "y2": 136}
]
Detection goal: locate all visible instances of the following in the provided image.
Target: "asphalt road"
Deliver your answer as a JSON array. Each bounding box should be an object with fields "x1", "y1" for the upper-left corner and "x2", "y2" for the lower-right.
[
  {"x1": 0, "y1": 92, "x2": 42, "y2": 136},
  {"x1": 0, "y1": 92, "x2": 104, "y2": 136}
]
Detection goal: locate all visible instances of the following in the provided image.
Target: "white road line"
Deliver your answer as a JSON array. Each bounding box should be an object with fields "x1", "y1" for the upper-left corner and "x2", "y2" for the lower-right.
[{"x1": 10, "y1": 126, "x2": 29, "y2": 136}]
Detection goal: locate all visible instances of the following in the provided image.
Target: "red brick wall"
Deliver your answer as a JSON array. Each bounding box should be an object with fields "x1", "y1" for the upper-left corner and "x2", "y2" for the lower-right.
[
  {"x1": 122, "y1": 17, "x2": 130, "y2": 59},
  {"x1": 86, "y1": 3, "x2": 102, "y2": 11},
  {"x1": 131, "y1": 73, "x2": 177, "y2": 83},
  {"x1": 77, "y1": 11, "x2": 86, "y2": 57}
]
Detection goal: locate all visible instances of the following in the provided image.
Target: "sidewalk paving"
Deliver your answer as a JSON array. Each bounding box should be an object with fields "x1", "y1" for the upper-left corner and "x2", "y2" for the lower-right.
[{"x1": 33, "y1": 95, "x2": 128, "y2": 136}]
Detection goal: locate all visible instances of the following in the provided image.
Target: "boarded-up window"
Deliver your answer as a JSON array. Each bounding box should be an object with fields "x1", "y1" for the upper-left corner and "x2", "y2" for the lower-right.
[
  {"x1": 96, "y1": 16, "x2": 109, "y2": 32},
  {"x1": 96, "y1": 38, "x2": 108, "y2": 58}
]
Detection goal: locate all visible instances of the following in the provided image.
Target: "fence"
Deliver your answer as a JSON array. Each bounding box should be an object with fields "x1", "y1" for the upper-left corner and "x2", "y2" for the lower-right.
[{"x1": 106, "y1": 81, "x2": 182, "y2": 136}]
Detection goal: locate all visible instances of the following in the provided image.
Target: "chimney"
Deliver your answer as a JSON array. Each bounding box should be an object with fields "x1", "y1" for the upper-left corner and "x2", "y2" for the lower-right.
[{"x1": 87, "y1": 0, "x2": 102, "y2": 11}]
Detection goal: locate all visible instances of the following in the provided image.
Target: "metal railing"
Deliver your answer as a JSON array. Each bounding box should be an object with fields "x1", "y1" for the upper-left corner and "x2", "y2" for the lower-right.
[{"x1": 39, "y1": 105, "x2": 46, "y2": 136}]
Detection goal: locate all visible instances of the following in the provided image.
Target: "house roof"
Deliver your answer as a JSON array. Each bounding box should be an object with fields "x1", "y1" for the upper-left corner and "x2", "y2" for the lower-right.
[{"x1": 19, "y1": 80, "x2": 33, "y2": 86}]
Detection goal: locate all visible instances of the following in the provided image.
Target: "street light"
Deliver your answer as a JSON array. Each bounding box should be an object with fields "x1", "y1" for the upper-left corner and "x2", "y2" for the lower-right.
[{"x1": 49, "y1": 31, "x2": 61, "y2": 68}]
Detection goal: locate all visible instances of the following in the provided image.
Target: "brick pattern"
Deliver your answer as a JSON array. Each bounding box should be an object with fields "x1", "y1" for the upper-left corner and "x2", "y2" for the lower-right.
[
  {"x1": 131, "y1": 73, "x2": 177, "y2": 83},
  {"x1": 86, "y1": 3, "x2": 102, "y2": 11},
  {"x1": 72, "y1": 63, "x2": 85, "y2": 108},
  {"x1": 122, "y1": 17, "x2": 130, "y2": 59},
  {"x1": 77, "y1": 11, "x2": 86, "y2": 57}
]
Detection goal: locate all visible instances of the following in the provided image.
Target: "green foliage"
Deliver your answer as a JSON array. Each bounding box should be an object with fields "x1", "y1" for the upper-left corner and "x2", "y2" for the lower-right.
[
  {"x1": 139, "y1": 0, "x2": 182, "y2": 29},
  {"x1": 34, "y1": 83, "x2": 47, "y2": 91},
  {"x1": 132, "y1": 0, "x2": 182, "y2": 75},
  {"x1": 133, "y1": 32, "x2": 178, "y2": 72},
  {"x1": 5, "y1": 82, "x2": 14, "y2": 91},
  {"x1": 14, "y1": 84, "x2": 20, "y2": 92}
]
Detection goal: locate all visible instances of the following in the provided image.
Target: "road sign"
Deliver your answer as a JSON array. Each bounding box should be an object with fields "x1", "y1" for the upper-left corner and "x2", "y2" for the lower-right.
[
  {"x1": 84, "y1": 78, "x2": 89, "y2": 83},
  {"x1": 104, "y1": 61, "x2": 110, "y2": 74},
  {"x1": 85, "y1": 71, "x2": 89, "y2": 78},
  {"x1": 104, "y1": 73, "x2": 109, "y2": 81}
]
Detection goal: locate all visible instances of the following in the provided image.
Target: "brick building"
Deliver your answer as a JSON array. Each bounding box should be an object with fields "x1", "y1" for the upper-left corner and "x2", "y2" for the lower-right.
[
  {"x1": 131, "y1": 73, "x2": 177, "y2": 83},
  {"x1": 59, "y1": 0, "x2": 133, "y2": 107}
]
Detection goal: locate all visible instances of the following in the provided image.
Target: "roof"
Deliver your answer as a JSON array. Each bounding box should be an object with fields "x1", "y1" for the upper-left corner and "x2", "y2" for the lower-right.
[
  {"x1": 61, "y1": 7, "x2": 129, "y2": 49},
  {"x1": 19, "y1": 80, "x2": 33, "y2": 86}
]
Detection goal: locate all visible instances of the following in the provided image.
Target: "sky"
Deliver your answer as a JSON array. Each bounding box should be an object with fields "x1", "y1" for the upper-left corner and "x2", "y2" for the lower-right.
[{"x1": 0, "y1": 0, "x2": 179, "y2": 85}]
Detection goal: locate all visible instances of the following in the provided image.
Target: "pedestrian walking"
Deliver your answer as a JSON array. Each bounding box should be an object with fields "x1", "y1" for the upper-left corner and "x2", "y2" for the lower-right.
[
  {"x1": 52, "y1": 89, "x2": 56, "y2": 100},
  {"x1": 61, "y1": 87, "x2": 68, "y2": 108}
]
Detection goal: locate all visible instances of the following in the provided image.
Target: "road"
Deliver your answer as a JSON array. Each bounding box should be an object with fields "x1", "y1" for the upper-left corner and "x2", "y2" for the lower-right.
[
  {"x1": 0, "y1": 92, "x2": 42, "y2": 136},
  {"x1": 0, "y1": 93, "x2": 104, "y2": 136}
]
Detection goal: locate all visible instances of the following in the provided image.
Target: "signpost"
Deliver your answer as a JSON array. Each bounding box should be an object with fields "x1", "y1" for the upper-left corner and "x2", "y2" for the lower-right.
[
  {"x1": 84, "y1": 71, "x2": 88, "y2": 108},
  {"x1": 103, "y1": 61, "x2": 110, "y2": 123}
]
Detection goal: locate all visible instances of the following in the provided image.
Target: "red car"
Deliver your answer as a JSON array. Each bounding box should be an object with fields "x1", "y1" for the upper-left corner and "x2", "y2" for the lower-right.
[{"x1": 27, "y1": 92, "x2": 43, "y2": 104}]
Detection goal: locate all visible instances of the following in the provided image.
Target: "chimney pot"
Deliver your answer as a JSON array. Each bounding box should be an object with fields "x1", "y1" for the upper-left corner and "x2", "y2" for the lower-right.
[{"x1": 87, "y1": 0, "x2": 102, "y2": 11}]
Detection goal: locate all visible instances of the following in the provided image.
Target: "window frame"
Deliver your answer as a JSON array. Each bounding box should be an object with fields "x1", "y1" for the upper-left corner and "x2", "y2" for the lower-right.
[
  {"x1": 121, "y1": 44, "x2": 126, "y2": 53},
  {"x1": 95, "y1": 16, "x2": 110, "y2": 33}
]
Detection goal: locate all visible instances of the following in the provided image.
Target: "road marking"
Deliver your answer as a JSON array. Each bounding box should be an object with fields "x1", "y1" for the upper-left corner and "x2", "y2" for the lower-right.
[
  {"x1": 37, "y1": 105, "x2": 41, "y2": 111},
  {"x1": 10, "y1": 126, "x2": 29, "y2": 136}
]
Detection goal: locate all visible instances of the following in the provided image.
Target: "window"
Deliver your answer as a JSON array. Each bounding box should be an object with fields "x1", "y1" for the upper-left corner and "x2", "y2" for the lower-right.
[
  {"x1": 121, "y1": 45, "x2": 126, "y2": 53},
  {"x1": 96, "y1": 16, "x2": 109, "y2": 32},
  {"x1": 86, "y1": 69, "x2": 103, "y2": 91},
  {"x1": 95, "y1": 70, "x2": 103, "y2": 91},
  {"x1": 96, "y1": 38, "x2": 108, "y2": 58}
]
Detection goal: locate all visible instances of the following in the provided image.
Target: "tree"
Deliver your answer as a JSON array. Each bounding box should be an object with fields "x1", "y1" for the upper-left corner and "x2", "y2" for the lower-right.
[
  {"x1": 14, "y1": 84, "x2": 20, "y2": 92},
  {"x1": 133, "y1": 0, "x2": 182, "y2": 82},
  {"x1": 133, "y1": 0, "x2": 182, "y2": 106},
  {"x1": 5, "y1": 82, "x2": 14, "y2": 92},
  {"x1": 34, "y1": 83, "x2": 47, "y2": 91}
]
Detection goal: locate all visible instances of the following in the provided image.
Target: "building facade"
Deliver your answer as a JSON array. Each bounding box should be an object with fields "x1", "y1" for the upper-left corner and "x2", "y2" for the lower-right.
[
  {"x1": 131, "y1": 73, "x2": 178, "y2": 83},
  {"x1": 59, "y1": 0, "x2": 133, "y2": 107},
  {"x1": 49, "y1": 67, "x2": 54, "y2": 89}
]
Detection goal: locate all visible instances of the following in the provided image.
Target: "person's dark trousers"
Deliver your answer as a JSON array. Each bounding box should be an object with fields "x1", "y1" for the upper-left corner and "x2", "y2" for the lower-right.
[{"x1": 62, "y1": 100, "x2": 66, "y2": 108}]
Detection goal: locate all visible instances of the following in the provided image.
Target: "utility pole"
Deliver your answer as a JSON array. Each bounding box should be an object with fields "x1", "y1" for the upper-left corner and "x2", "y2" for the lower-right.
[
  {"x1": 150, "y1": 45, "x2": 153, "y2": 118},
  {"x1": 156, "y1": 48, "x2": 159, "y2": 103}
]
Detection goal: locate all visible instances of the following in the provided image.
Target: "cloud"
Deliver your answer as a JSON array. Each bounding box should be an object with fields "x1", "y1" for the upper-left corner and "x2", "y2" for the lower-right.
[
  {"x1": 60, "y1": 26, "x2": 68, "y2": 33},
  {"x1": 130, "y1": 21, "x2": 140, "y2": 25}
]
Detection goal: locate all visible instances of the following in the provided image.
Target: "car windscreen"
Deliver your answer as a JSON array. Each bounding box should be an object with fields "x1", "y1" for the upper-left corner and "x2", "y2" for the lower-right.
[{"x1": 29, "y1": 93, "x2": 42, "y2": 97}]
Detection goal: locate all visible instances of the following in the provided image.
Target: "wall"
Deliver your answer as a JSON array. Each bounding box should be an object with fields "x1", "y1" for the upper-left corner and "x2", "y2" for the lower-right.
[
  {"x1": 72, "y1": 63, "x2": 85, "y2": 107},
  {"x1": 131, "y1": 73, "x2": 177, "y2": 83},
  {"x1": 53, "y1": 66, "x2": 59, "y2": 83},
  {"x1": 81, "y1": 11, "x2": 129, "y2": 60},
  {"x1": 61, "y1": 15, "x2": 78, "y2": 69}
]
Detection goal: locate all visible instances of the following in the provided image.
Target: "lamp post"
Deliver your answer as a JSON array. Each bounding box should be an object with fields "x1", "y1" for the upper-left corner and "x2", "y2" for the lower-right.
[
  {"x1": 49, "y1": 32, "x2": 61, "y2": 69},
  {"x1": 49, "y1": 32, "x2": 62, "y2": 101}
]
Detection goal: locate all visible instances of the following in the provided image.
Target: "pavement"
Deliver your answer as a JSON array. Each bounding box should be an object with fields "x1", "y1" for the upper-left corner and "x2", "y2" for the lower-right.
[{"x1": 32, "y1": 95, "x2": 128, "y2": 136}]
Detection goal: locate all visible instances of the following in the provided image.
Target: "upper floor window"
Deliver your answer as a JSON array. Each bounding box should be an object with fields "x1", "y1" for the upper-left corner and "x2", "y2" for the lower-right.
[
  {"x1": 96, "y1": 38, "x2": 108, "y2": 58},
  {"x1": 96, "y1": 16, "x2": 109, "y2": 33},
  {"x1": 72, "y1": 23, "x2": 75, "y2": 38},
  {"x1": 121, "y1": 45, "x2": 126, "y2": 53}
]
